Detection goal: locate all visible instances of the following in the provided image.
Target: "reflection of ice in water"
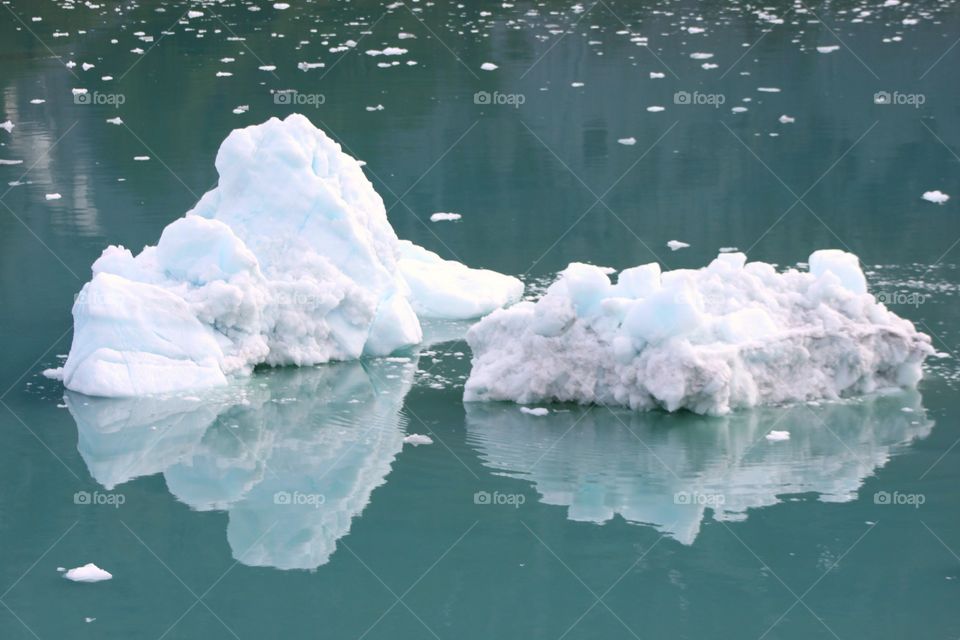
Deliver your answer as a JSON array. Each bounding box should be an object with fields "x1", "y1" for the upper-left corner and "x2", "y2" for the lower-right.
[
  {"x1": 66, "y1": 358, "x2": 416, "y2": 570},
  {"x1": 465, "y1": 391, "x2": 933, "y2": 544}
]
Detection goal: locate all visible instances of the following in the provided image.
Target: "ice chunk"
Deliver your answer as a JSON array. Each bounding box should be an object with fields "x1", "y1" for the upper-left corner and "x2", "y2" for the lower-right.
[
  {"x1": 403, "y1": 433, "x2": 433, "y2": 445},
  {"x1": 62, "y1": 115, "x2": 522, "y2": 397},
  {"x1": 667, "y1": 239, "x2": 689, "y2": 250},
  {"x1": 430, "y1": 212, "x2": 461, "y2": 222},
  {"x1": 520, "y1": 407, "x2": 549, "y2": 416},
  {"x1": 816, "y1": 45, "x2": 840, "y2": 53},
  {"x1": 765, "y1": 430, "x2": 790, "y2": 441},
  {"x1": 64, "y1": 563, "x2": 112, "y2": 582},
  {"x1": 617, "y1": 137, "x2": 637, "y2": 146},
  {"x1": 480, "y1": 62, "x2": 498, "y2": 71},
  {"x1": 464, "y1": 250, "x2": 932, "y2": 415},
  {"x1": 922, "y1": 190, "x2": 949, "y2": 204},
  {"x1": 0, "y1": 120, "x2": 13, "y2": 133}
]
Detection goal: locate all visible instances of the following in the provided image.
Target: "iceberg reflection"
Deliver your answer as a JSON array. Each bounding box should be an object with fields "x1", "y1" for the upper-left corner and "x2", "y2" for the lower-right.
[
  {"x1": 465, "y1": 392, "x2": 933, "y2": 544},
  {"x1": 66, "y1": 358, "x2": 417, "y2": 570}
]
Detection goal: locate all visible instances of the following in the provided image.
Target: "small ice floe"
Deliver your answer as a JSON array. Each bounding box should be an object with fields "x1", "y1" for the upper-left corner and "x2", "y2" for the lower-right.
[
  {"x1": 520, "y1": 407, "x2": 549, "y2": 416},
  {"x1": 922, "y1": 190, "x2": 950, "y2": 205},
  {"x1": 259, "y1": 65, "x2": 277, "y2": 71},
  {"x1": 757, "y1": 87, "x2": 781, "y2": 93},
  {"x1": 133, "y1": 156, "x2": 150, "y2": 161},
  {"x1": 480, "y1": 62, "x2": 498, "y2": 71},
  {"x1": 232, "y1": 105, "x2": 249, "y2": 115},
  {"x1": 649, "y1": 71, "x2": 665, "y2": 79},
  {"x1": 690, "y1": 52, "x2": 714, "y2": 59},
  {"x1": 273, "y1": 2, "x2": 290, "y2": 9},
  {"x1": 778, "y1": 114, "x2": 795, "y2": 123},
  {"x1": 817, "y1": 45, "x2": 840, "y2": 53},
  {"x1": 646, "y1": 105, "x2": 665, "y2": 112},
  {"x1": 687, "y1": 26, "x2": 706, "y2": 34},
  {"x1": 81, "y1": 62, "x2": 95, "y2": 71},
  {"x1": 398, "y1": 32, "x2": 416, "y2": 40},
  {"x1": 42, "y1": 367, "x2": 64, "y2": 380},
  {"x1": 71, "y1": 88, "x2": 88, "y2": 97},
  {"x1": 64, "y1": 563, "x2": 112, "y2": 582},
  {"x1": 765, "y1": 430, "x2": 790, "y2": 441},
  {"x1": 430, "y1": 212, "x2": 461, "y2": 222},
  {"x1": 667, "y1": 240, "x2": 689, "y2": 251},
  {"x1": 365, "y1": 104, "x2": 385, "y2": 112},
  {"x1": 106, "y1": 117, "x2": 123, "y2": 125},
  {"x1": 84, "y1": 618, "x2": 96, "y2": 623},
  {"x1": 0, "y1": 159, "x2": 23, "y2": 165},
  {"x1": 571, "y1": 81, "x2": 585, "y2": 87},
  {"x1": 719, "y1": 246, "x2": 738, "y2": 253},
  {"x1": 30, "y1": 99, "x2": 46, "y2": 104},
  {"x1": 297, "y1": 61, "x2": 324, "y2": 71},
  {"x1": 731, "y1": 106, "x2": 748, "y2": 113},
  {"x1": 187, "y1": 10, "x2": 203, "y2": 18},
  {"x1": 216, "y1": 71, "x2": 233, "y2": 77},
  {"x1": 617, "y1": 137, "x2": 637, "y2": 145},
  {"x1": 1, "y1": 120, "x2": 14, "y2": 133},
  {"x1": 366, "y1": 47, "x2": 408, "y2": 56},
  {"x1": 45, "y1": 193, "x2": 62, "y2": 200},
  {"x1": 403, "y1": 433, "x2": 433, "y2": 446},
  {"x1": 702, "y1": 63, "x2": 718, "y2": 70}
]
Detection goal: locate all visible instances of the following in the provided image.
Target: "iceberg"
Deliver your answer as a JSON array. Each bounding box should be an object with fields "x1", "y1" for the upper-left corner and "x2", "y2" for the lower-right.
[
  {"x1": 60, "y1": 114, "x2": 522, "y2": 397},
  {"x1": 464, "y1": 251, "x2": 932, "y2": 415}
]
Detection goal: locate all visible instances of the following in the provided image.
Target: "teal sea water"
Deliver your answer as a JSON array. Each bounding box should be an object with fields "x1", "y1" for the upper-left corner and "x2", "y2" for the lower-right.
[{"x1": 1, "y1": 0, "x2": 959, "y2": 637}]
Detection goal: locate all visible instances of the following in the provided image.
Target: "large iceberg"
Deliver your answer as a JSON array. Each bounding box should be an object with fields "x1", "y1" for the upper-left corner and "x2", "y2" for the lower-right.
[
  {"x1": 59, "y1": 114, "x2": 522, "y2": 397},
  {"x1": 464, "y1": 251, "x2": 933, "y2": 415}
]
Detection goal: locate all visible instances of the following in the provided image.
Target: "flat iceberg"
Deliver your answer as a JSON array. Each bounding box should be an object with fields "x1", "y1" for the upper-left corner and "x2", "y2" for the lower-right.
[
  {"x1": 464, "y1": 250, "x2": 933, "y2": 415},
  {"x1": 62, "y1": 114, "x2": 522, "y2": 397}
]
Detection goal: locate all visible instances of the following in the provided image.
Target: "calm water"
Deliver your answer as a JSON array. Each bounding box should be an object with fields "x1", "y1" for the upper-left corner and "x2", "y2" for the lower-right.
[{"x1": 2, "y1": 0, "x2": 959, "y2": 638}]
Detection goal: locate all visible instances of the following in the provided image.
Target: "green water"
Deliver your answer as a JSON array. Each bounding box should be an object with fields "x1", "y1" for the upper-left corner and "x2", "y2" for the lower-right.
[{"x1": 2, "y1": 0, "x2": 959, "y2": 638}]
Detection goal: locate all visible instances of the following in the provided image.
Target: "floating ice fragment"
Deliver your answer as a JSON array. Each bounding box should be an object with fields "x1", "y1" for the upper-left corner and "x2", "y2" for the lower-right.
[
  {"x1": 106, "y1": 117, "x2": 123, "y2": 125},
  {"x1": 617, "y1": 137, "x2": 637, "y2": 146},
  {"x1": 64, "y1": 563, "x2": 112, "y2": 582},
  {"x1": 667, "y1": 240, "x2": 689, "y2": 250},
  {"x1": 133, "y1": 156, "x2": 150, "y2": 161},
  {"x1": 480, "y1": 62, "x2": 498, "y2": 71},
  {"x1": 430, "y1": 212, "x2": 461, "y2": 222},
  {"x1": 922, "y1": 190, "x2": 949, "y2": 204},
  {"x1": 779, "y1": 114, "x2": 795, "y2": 123},
  {"x1": 817, "y1": 45, "x2": 840, "y2": 53},
  {"x1": 571, "y1": 81, "x2": 585, "y2": 87},
  {"x1": 757, "y1": 87, "x2": 781, "y2": 92},
  {"x1": 646, "y1": 106, "x2": 665, "y2": 112},
  {"x1": 232, "y1": 105, "x2": 250, "y2": 115},
  {"x1": 766, "y1": 430, "x2": 790, "y2": 441},
  {"x1": 520, "y1": 407, "x2": 549, "y2": 416},
  {"x1": 403, "y1": 433, "x2": 433, "y2": 446},
  {"x1": 649, "y1": 71, "x2": 665, "y2": 79},
  {"x1": 46, "y1": 193, "x2": 62, "y2": 200},
  {"x1": 690, "y1": 52, "x2": 714, "y2": 59}
]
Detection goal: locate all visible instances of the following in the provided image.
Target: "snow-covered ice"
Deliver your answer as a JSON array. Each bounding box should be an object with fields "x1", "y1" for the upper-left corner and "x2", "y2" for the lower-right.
[
  {"x1": 464, "y1": 251, "x2": 932, "y2": 415},
  {"x1": 765, "y1": 430, "x2": 790, "y2": 441},
  {"x1": 480, "y1": 62, "x2": 498, "y2": 71},
  {"x1": 403, "y1": 433, "x2": 434, "y2": 445},
  {"x1": 64, "y1": 563, "x2": 112, "y2": 582},
  {"x1": 667, "y1": 240, "x2": 689, "y2": 250},
  {"x1": 61, "y1": 115, "x2": 522, "y2": 397},
  {"x1": 617, "y1": 137, "x2": 637, "y2": 146},
  {"x1": 520, "y1": 407, "x2": 549, "y2": 416}
]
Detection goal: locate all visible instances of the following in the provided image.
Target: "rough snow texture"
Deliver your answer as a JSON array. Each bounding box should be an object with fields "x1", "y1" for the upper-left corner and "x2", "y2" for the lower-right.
[
  {"x1": 464, "y1": 250, "x2": 932, "y2": 415},
  {"x1": 62, "y1": 115, "x2": 522, "y2": 397}
]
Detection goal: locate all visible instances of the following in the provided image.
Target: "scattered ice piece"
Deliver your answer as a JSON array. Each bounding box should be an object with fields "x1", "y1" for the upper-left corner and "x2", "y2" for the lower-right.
[
  {"x1": 520, "y1": 407, "x2": 549, "y2": 416},
  {"x1": 690, "y1": 52, "x2": 714, "y2": 59},
  {"x1": 43, "y1": 367, "x2": 64, "y2": 380},
  {"x1": 766, "y1": 430, "x2": 791, "y2": 441},
  {"x1": 85, "y1": 618, "x2": 96, "y2": 624},
  {"x1": 57, "y1": 567, "x2": 66, "y2": 572},
  {"x1": 403, "y1": 433, "x2": 433, "y2": 446},
  {"x1": 133, "y1": 156, "x2": 150, "y2": 161},
  {"x1": 45, "y1": 193, "x2": 62, "y2": 200},
  {"x1": 297, "y1": 62, "x2": 325, "y2": 71},
  {"x1": 922, "y1": 190, "x2": 949, "y2": 205},
  {"x1": 731, "y1": 106, "x2": 748, "y2": 113},
  {"x1": 718, "y1": 247, "x2": 738, "y2": 253},
  {"x1": 687, "y1": 27, "x2": 706, "y2": 34},
  {"x1": 273, "y1": 2, "x2": 290, "y2": 9},
  {"x1": 571, "y1": 81, "x2": 585, "y2": 87},
  {"x1": 366, "y1": 47, "x2": 408, "y2": 56},
  {"x1": 106, "y1": 117, "x2": 123, "y2": 125},
  {"x1": 398, "y1": 32, "x2": 416, "y2": 39},
  {"x1": 187, "y1": 10, "x2": 204, "y2": 18},
  {"x1": 365, "y1": 104, "x2": 385, "y2": 112},
  {"x1": 430, "y1": 212, "x2": 461, "y2": 222},
  {"x1": 216, "y1": 71, "x2": 233, "y2": 77},
  {"x1": 617, "y1": 137, "x2": 637, "y2": 146},
  {"x1": 64, "y1": 564, "x2": 112, "y2": 583},
  {"x1": 30, "y1": 99, "x2": 46, "y2": 104},
  {"x1": 646, "y1": 106, "x2": 665, "y2": 112},
  {"x1": 757, "y1": 87, "x2": 781, "y2": 93},
  {"x1": 0, "y1": 120, "x2": 14, "y2": 133},
  {"x1": 232, "y1": 105, "x2": 250, "y2": 115},
  {"x1": 0, "y1": 158, "x2": 23, "y2": 165},
  {"x1": 702, "y1": 63, "x2": 718, "y2": 70},
  {"x1": 259, "y1": 65, "x2": 277, "y2": 71},
  {"x1": 480, "y1": 62, "x2": 498, "y2": 71},
  {"x1": 779, "y1": 114, "x2": 795, "y2": 123},
  {"x1": 817, "y1": 45, "x2": 840, "y2": 53},
  {"x1": 82, "y1": 62, "x2": 95, "y2": 71},
  {"x1": 649, "y1": 71, "x2": 665, "y2": 79},
  {"x1": 667, "y1": 240, "x2": 689, "y2": 250}
]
